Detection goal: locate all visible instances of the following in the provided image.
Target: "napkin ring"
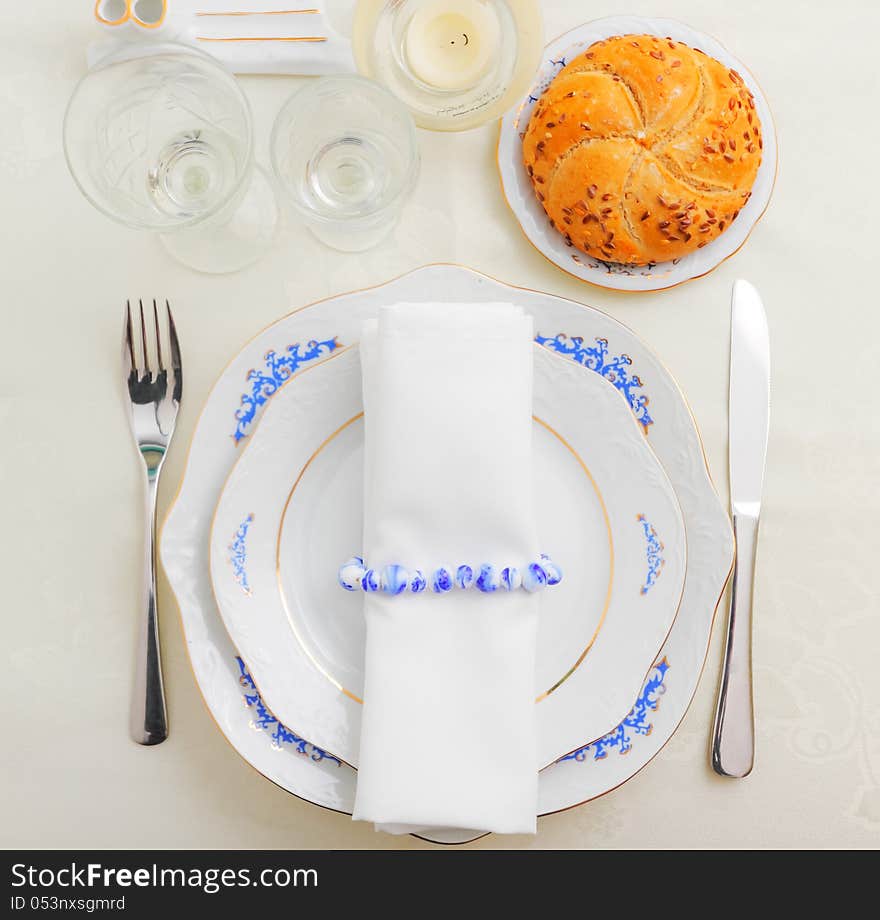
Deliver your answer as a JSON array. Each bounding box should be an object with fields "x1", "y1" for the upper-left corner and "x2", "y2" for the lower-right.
[{"x1": 338, "y1": 556, "x2": 563, "y2": 595}]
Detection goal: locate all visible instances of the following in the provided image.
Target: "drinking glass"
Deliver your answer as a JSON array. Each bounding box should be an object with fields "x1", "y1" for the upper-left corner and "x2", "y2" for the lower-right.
[
  {"x1": 63, "y1": 42, "x2": 278, "y2": 274},
  {"x1": 270, "y1": 75, "x2": 419, "y2": 252}
]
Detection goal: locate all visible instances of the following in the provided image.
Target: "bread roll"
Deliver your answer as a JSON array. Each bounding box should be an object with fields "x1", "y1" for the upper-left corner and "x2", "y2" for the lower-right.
[{"x1": 522, "y1": 34, "x2": 763, "y2": 265}]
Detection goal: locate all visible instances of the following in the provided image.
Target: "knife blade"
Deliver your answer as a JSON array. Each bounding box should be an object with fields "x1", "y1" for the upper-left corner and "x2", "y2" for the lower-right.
[
  {"x1": 729, "y1": 280, "x2": 771, "y2": 515},
  {"x1": 712, "y1": 279, "x2": 770, "y2": 778}
]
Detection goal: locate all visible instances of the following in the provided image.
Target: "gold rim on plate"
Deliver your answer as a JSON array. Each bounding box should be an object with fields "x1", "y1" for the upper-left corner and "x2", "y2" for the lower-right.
[{"x1": 272, "y1": 406, "x2": 614, "y2": 706}]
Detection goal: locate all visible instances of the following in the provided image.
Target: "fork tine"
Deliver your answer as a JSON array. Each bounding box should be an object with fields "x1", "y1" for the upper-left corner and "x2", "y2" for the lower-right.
[
  {"x1": 167, "y1": 300, "x2": 182, "y2": 401},
  {"x1": 153, "y1": 299, "x2": 164, "y2": 372},
  {"x1": 124, "y1": 300, "x2": 136, "y2": 373},
  {"x1": 139, "y1": 299, "x2": 150, "y2": 375}
]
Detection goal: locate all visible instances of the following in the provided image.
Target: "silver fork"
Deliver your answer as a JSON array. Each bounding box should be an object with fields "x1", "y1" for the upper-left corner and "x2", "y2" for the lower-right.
[{"x1": 123, "y1": 299, "x2": 182, "y2": 745}]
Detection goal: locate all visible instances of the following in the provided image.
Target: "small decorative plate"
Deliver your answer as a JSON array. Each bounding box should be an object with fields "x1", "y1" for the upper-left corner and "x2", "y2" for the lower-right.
[
  {"x1": 497, "y1": 15, "x2": 777, "y2": 292},
  {"x1": 209, "y1": 343, "x2": 686, "y2": 770},
  {"x1": 160, "y1": 264, "x2": 733, "y2": 845}
]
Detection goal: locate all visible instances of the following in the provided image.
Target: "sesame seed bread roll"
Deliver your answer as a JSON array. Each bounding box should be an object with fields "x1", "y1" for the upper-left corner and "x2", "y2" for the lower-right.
[{"x1": 522, "y1": 34, "x2": 763, "y2": 265}]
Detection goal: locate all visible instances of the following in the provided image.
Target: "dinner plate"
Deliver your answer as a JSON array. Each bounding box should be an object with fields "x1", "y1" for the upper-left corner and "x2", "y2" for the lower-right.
[
  {"x1": 209, "y1": 343, "x2": 686, "y2": 770},
  {"x1": 497, "y1": 15, "x2": 778, "y2": 292},
  {"x1": 160, "y1": 264, "x2": 733, "y2": 844}
]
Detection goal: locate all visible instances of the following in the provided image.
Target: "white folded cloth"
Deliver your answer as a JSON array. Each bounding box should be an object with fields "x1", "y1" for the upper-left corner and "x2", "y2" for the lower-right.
[
  {"x1": 89, "y1": 1, "x2": 356, "y2": 75},
  {"x1": 352, "y1": 302, "x2": 539, "y2": 836}
]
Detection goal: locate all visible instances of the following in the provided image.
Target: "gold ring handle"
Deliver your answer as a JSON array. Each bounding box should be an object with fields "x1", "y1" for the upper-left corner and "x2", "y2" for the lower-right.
[
  {"x1": 94, "y1": 0, "x2": 130, "y2": 26},
  {"x1": 95, "y1": 0, "x2": 167, "y2": 29}
]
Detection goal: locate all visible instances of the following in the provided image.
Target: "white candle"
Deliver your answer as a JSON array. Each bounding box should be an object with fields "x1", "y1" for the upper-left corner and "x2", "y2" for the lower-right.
[{"x1": 404, "y1": 0, "x2": 500, "y2": 92}]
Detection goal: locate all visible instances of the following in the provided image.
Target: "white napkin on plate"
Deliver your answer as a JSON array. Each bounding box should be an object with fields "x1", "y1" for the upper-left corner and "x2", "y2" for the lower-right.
[{"x1": 352, "y1": 302, "x2": 539, "y2": 836}]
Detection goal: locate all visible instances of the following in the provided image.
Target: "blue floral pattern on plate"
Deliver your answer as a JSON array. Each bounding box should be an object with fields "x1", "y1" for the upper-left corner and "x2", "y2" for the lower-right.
[
  {"x1": 232, "y1": 338, "x2": 341, "y2": 444},
  {"x1": 638, "y1": 514, "x2": 665, "y2": 595},
  {"x1": 236, "y1": 658, "x2": 340, "y2": 765},
  {"x1": 535, "y1": 334, "x2": 653, "y2": 432},
  {"x1": 525, "y1": 55, "x2": 569, "y2": 106},
  {"x1": 557, "y1": 659, "x2": 670, "y2": 762},
  {"x1": 229, "y1": 513, "x2": 254, "y2": 596}
]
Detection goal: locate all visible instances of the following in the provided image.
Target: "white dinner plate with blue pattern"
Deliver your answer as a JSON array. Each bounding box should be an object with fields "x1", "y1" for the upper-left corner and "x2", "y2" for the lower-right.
[
  {"x1": 160, "y1": 264, "x2": 733, "y2": 845},
  {"x1": 209, "y1": 342, "x2": 686, "y2": 771}
]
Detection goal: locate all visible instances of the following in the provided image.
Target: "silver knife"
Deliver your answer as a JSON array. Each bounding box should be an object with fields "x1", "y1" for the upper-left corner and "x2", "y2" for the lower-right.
[{"x1": 712, "y1": 279, "x2": 770, "y2": 778}]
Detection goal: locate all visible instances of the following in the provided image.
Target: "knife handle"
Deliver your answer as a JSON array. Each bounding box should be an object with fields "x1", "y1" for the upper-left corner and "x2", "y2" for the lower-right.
[{"x1": 712, "y1": 511, "x2": 759, "y2": 777}]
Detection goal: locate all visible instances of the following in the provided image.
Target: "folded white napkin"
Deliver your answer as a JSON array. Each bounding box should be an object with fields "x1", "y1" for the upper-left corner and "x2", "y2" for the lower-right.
[
  {"x1": 89, "y1": 1, "x2": 356, "y2": 75},
  {"x1": 352, "y1": 302, "x2": 539, "y2": 836}
]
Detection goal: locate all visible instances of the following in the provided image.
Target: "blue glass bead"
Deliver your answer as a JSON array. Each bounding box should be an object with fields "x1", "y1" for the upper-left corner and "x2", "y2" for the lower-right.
[
  {"x1": 432, "y1": 566, "x2": 454, "y2": 593},
  {"x1": 540, "y1": 554, "x2": 563, "y2": 586},
  {"x1": 500, "y1": 566, "x2": 522, "y2": 591},
  {"x1": 338, "y1": 557, "x2": 365, "y2": 591},
  {"x1": 381, "y1": 564, "x2": 410, "y2": 596},
  {"x1": 475, "y1": 563, "x2": 499, "y2": 593},
  {"x1": 343, "y1": 556, "x2": 560, "y2": 596},
  {"x1": 522, "y1": 562, "x2": 548, "y2": 593}
]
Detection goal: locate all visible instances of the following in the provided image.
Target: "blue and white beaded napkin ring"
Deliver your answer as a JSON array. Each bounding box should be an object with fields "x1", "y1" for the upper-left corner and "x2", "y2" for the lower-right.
[{"x1": 338, "y1": 556, "x2": 563, "y2": 595}]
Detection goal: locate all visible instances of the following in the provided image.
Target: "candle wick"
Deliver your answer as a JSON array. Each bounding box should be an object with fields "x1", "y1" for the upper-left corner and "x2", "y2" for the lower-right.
[{"x1": 462, "y1": 32, "x2": 469, "y2": 45}]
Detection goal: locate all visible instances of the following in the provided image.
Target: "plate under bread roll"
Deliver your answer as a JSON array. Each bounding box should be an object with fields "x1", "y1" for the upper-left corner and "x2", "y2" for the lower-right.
[{"x1": 497, "y1": 15, "x2": 777, "y2": 292}]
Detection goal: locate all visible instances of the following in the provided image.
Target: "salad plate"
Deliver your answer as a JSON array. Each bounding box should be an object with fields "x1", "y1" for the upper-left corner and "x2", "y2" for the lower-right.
[
  {"x1": 497, "y1": 15, "x2": 777, "y2": 292},
  {"x1": 160, "y1": 264, "x2": 733, "y2": 843},
  {"x1": 209, "y1": 342, "x2": 686, "y2": 770}
]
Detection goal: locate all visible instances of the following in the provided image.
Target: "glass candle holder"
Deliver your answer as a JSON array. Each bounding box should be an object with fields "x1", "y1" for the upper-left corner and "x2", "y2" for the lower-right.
[
  {"x1": 270, "y1": 75, "x2": 419, "y2": 252},
  {"x1": 64, "y1": 42, "x2": 278, "y2": 274},
  {"x1": 352, "y1": 0, "x2": 543, "y2": 131}
]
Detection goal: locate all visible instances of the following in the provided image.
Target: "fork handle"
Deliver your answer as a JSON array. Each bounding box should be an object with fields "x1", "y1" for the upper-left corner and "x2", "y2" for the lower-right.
[
  {"x1": 131, "y1": 470, "x2": 168, "y2": 745},
  {"x1": 711, "y1": 512, "x2": 759, "y2": 777}
]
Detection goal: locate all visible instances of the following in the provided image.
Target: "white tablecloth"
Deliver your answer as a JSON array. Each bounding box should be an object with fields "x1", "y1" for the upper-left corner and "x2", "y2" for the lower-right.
[{"x1": 1, "y1": 0, "x2": 877, "y2": 849}]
